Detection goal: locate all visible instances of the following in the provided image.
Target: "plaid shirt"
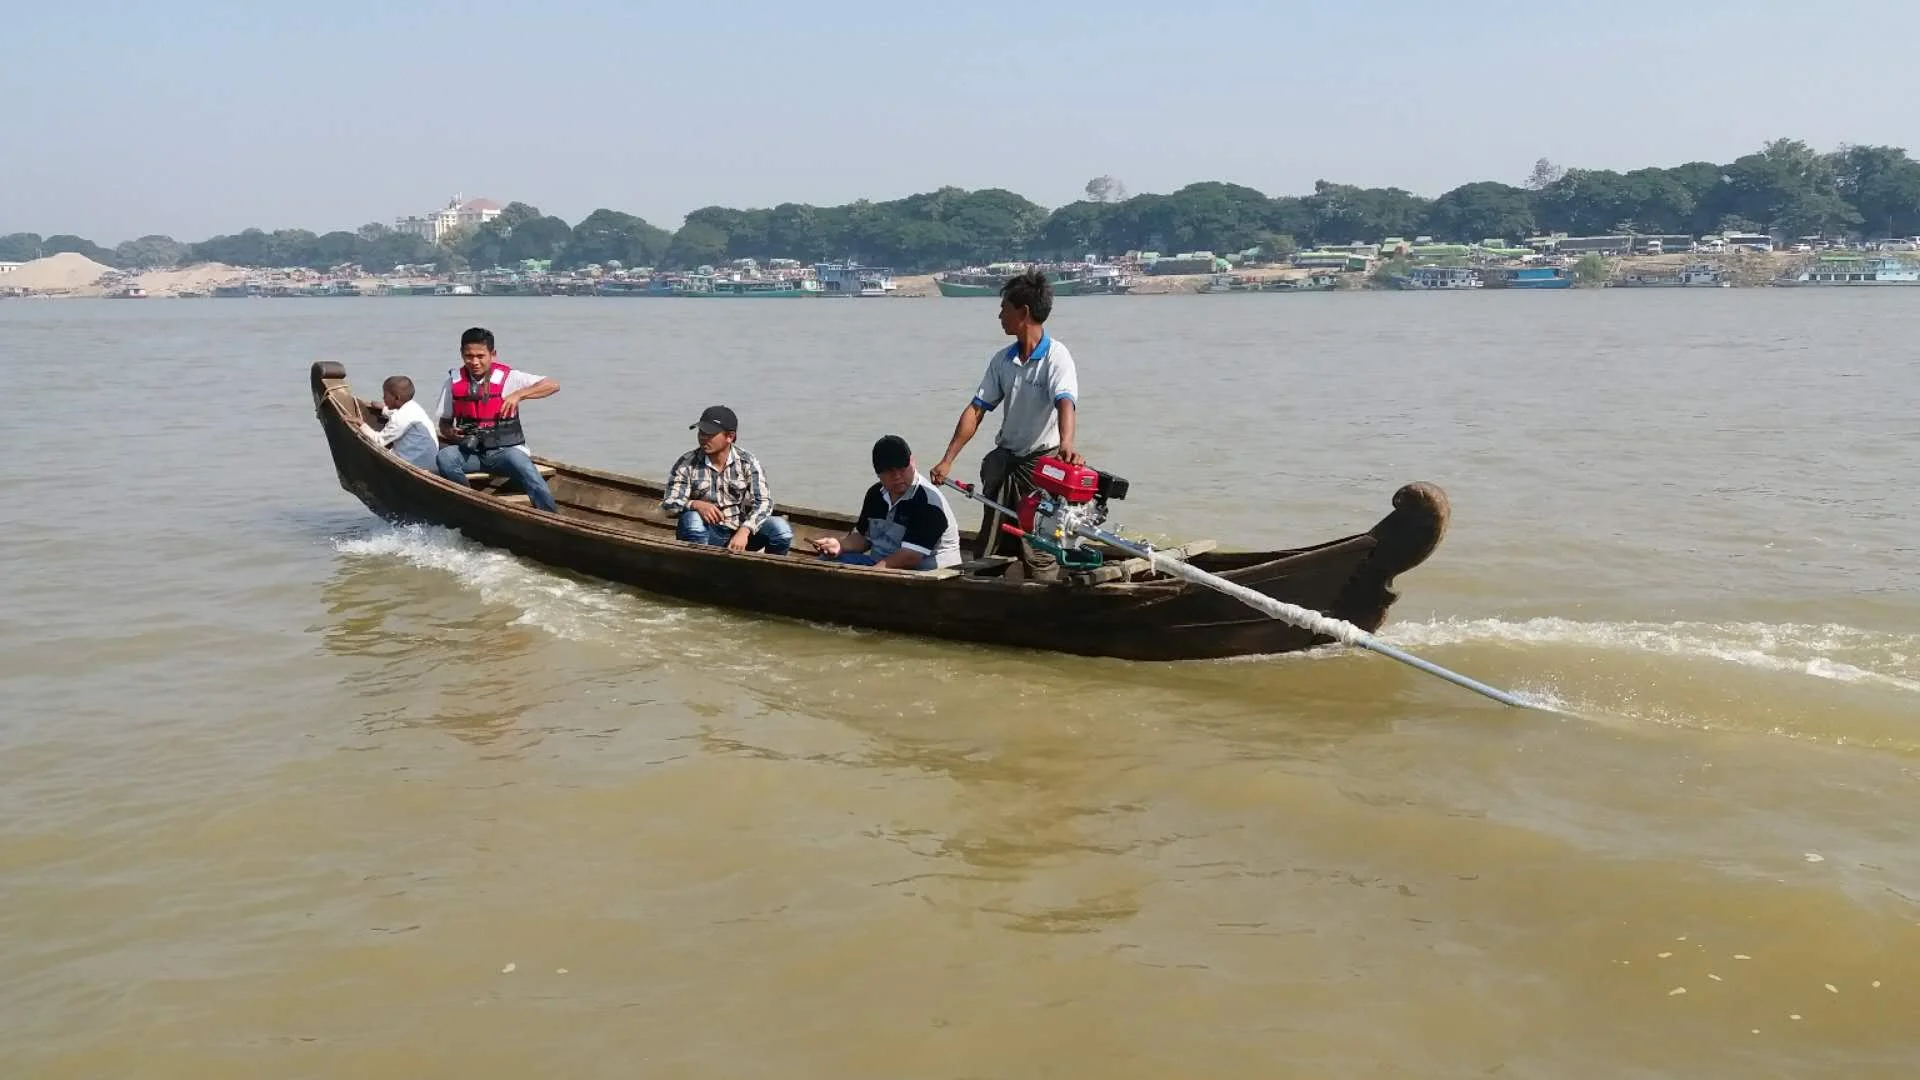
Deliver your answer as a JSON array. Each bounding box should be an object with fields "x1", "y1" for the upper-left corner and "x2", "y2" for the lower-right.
[{"x1": 661, "y1": 446, "x2": 775, "y2": 531}]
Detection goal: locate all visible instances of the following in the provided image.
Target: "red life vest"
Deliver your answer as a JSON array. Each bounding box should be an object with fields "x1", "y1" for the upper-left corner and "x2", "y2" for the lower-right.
[{"x1": 449, "y1": 362, "x2": 525, "y2": 448}]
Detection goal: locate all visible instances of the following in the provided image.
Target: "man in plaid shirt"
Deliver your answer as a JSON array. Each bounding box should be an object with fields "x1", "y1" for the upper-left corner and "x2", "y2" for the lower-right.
[{"x1": 661, "y1": 405, "x2": 795, "y2": 555}]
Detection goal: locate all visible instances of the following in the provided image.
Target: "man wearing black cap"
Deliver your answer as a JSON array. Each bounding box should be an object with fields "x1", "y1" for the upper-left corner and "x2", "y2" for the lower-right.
[
  {"x1": 809, "y1": 435, "x2": 961, "y2": 571},
  {"x1": 660, "y1": 405, "x2": 794, "y2": 555}
]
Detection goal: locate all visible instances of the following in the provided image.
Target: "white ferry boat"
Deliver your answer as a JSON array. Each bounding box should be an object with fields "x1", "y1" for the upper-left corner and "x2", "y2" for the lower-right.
[
  {"x1": 1776, "y1": 256, "x2": 1920, "y2": 286},
  {"x1": 1390, "y1": 266, "x2": 1481, "y2": 290},
  {"x1": 1613, "y1": 263, "x2": 1732, "y2": 288}
]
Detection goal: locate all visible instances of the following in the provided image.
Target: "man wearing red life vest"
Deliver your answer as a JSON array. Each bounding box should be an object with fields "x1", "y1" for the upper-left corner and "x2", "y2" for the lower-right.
[{"x1": 432, "y1": 326, "x2": 561, "y2": 511}]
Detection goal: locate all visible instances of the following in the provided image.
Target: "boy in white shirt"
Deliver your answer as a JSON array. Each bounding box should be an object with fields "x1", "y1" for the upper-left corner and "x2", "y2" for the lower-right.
[{"x1": 358, "y1": 375, "x2": 440, "y2": 471}]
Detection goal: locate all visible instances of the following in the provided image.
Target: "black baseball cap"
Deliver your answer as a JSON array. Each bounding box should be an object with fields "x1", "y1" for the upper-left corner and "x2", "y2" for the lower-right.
[
  {"x1": 871, "y1": 434, "x2": 912, "y2": 472},
  {"x1": 691, "y1": 405, "x2": 737, "y2": 435}
]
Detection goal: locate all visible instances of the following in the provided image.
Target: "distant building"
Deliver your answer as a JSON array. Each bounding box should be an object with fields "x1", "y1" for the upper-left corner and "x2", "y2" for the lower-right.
[
  {"x1": 0, "y1": 261, "x2": 22, "y2": 274},
  {"x1": 396, "y1": 195, "x2": 505, "y2": 244}
]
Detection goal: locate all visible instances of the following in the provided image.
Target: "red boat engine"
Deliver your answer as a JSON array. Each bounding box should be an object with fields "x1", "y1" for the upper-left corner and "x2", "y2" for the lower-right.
[{"x1": 1014, "y1": 456, "x2": 1129, "y2": 543}]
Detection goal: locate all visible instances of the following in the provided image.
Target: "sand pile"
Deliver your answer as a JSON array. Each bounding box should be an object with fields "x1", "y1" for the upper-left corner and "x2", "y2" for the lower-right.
[
  {"x1": 133, "y1": 263, "x2": 249, "y2": 295},
  {"x1": 3, "y1": 252, "x2": 114, "y2": 292}
]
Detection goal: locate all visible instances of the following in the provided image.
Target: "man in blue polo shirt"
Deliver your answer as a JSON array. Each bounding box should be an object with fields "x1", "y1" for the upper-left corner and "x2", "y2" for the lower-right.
[{"x1": 929, "y1": 268, "x2": 1080, "y2": 580}]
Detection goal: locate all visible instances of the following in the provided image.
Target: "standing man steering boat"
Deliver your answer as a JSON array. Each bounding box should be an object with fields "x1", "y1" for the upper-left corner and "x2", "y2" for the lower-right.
[{"x1": 928, "y1": 268, "x2": 1080, "y2": 582}]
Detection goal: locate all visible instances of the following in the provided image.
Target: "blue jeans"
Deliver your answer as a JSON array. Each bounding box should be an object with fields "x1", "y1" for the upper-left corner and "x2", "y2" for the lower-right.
[
  {"x1": 825, "y1": 550, "x2": 938, "y2": 570},
  {"x1": 435, "y1": 445, "x2": 557, "y2": 511},
  {"x1": 676, "y1": 511, "x2": 792, "y2": 554}
]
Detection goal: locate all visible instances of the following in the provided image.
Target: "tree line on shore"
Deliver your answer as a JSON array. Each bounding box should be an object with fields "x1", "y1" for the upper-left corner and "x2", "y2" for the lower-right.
[{"x1": 7, "y1": 138, "x2": 1920, "y2": 276}]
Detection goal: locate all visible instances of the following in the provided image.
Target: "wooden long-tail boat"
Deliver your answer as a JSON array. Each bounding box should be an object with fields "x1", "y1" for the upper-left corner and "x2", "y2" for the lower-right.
[{"x1": 310, "y1": 362, "x2": 1450, "y2": 661}]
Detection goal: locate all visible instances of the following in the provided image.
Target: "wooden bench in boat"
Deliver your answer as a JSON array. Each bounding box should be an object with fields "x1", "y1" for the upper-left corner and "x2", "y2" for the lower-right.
[{"x1": 464, "y1": 465, "x2": 558, "y2": 492}]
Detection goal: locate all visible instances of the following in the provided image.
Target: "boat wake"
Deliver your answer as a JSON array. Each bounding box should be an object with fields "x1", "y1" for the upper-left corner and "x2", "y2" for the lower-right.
[
  {"x1": 1370, "y1": 614, "x2": 1920, "y2": 752},
  {"x1": 1382, "y1": 616, "x2": 1920, "y2": 695},
  {"x1": 329, "y1": 523, "x2": 1917, "y2": 748},
  {"x1": 332, "y1": 522, "x2": 697, "y2": 648}
]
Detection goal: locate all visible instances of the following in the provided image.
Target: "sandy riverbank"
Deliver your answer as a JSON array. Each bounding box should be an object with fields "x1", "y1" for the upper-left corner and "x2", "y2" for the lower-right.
[{"x1": 1, "y1": 251, "x2": 1813, "y2": 300}]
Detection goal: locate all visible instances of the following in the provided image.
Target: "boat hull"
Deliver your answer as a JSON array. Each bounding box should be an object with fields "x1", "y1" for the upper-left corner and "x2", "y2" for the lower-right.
[{"x1": 311, "y1": 363, "x2": 1448, "y2": 661}]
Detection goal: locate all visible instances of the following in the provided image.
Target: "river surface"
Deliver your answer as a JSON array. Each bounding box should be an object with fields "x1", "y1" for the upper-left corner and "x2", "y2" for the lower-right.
[{"x1": 3, "y1": 290, "x2": 1918, "y2": 1078}]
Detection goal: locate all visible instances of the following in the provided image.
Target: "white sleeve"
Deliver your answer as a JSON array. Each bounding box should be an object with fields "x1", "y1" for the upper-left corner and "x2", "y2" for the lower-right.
[
  {"x1": 1048, "y1": 346, "x2": 1078, "y2": 404},
  {"x1": 503, "y1": 370, "x2": 545, "y2": 395},
  {"x1": 971, "y1": 354, "x2": 1005, "y2": 410},
  {"x1": 434, "y1": 375, "x2": 454, "y2": 419}
]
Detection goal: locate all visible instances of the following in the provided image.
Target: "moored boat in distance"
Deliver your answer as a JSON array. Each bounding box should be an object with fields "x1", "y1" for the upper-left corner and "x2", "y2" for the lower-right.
[
  {"x1": 673, "y1": 273, "x2": 823, "y2": 297},
  {"x1": 1480, "y1": 265, "x2": 1572, "y2": 290},
  {"x1": 1076, "y1": 262, "x2": 1132, "y2": 294},
  {"x1": 934, "y1": 262, "x2": 1085, "y2": 297},
  {"x1": 595, "y1": 276, "x2": 676, "y2": 297},
  {"x1": 813, "y1": 262, "x2": 897, "y2": 296},
  {"x1": 1612, "y1": 263, "x2": 1733, "y2": 288},
  {"x1": 1391, "y1": 266, "x2": 1481, "y2": 290},
  {"x1": 1775, "y1": 255, "x2": 1920, "y2": 286},
  {"x1": 1200, "y1": 272, "x2": 1256, "y2": 293}
]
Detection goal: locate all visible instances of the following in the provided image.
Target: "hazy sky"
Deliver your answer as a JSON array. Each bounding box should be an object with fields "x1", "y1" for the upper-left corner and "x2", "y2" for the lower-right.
[{"x1": 5, "y1": 0, "x2": 1915, "y2": 244}]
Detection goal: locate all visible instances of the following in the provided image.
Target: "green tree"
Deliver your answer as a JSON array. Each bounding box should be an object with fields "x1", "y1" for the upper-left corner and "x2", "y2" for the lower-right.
[
  {"x1": 43, "y1": 234, "x2": 117, "y2": 265},
  {"x1": 1130, "y1": 181, "x2": 1275, "y2": 253},
  {"x1": 1831, "y1": 144, "x2": 1920, "y2": 237},
  {"x1": 1034, "y1": 200, "x2": 1109, "y2": 257},
  {"x1": 663, "y1": 221, "x2": 729, "y2": 268},
  {"x1": 1722, "y1": 138, "x2": 1859, "y2": 237},
  {"x1": 310, "y1": 231, "x2": 362, "y2": 267},
  {"x1": 505, "y1": 215, "x2": 574, "y2": 264},
  {"x1": 113, "y1": 234, "x2": 191, "y2": 269},
  {"x1": 263, "y1": 229, "x2": 320, "y2": 267},
  {"x1": 191, "y1": 228, "x2": 272, "y2": 266},
  {"x1": 495, "y1": 201, "x2": 543, "y2": 231},
  {"x1": 1660, "y1": 162, "x2": 1731, "y2": 235},
  {"x1": 360, "y1": 231, "x2": 436, "y2": 273},
  {"x1": 436, "y1": 224, "x2": 476, "y2": 255},
  {"x1": 766, "y1": 203, "x2": 825, "y2": 259},
  {"x1": 0, "y1": 233, "x2": 45, "y2": 261},
  {"x1": 1525, "y1": 158, "x2": 1564, "y2": 191},
  {"x1": 1302, "y1": 181, "x2": 1430, "y2": 244},
  {"x1": 1255, "y1": 232, "x2": 1298, "y2": 262},
  {"x1": 1571, "y1": 254, "x2": 1611, "y2": 285},
  {"x1": 1422, "y1": 181, "x2": 1536, "y2": 242},
  {"x1": 561, "y1": 209, "x2": 670, "y2": 268},
  {"x1": 1084, "y1": 175, "x2": 1125, "y2": 203}
]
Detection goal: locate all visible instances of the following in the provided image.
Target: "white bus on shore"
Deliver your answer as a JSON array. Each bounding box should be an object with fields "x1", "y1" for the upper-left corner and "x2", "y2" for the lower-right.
[{"x1": 1723, "y1": 232, "x2": 1774, "y2": 252}]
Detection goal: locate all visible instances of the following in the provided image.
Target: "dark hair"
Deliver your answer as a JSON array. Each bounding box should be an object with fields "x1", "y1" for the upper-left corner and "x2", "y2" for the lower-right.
[
  {"x1": 382, "y1": 374, "x2": 415, "y2": 402},
  {"x1": 871, "y1": 434, "x2": 912, "y2": 473},
  {"x1": 460, "y1": 326, "x2": 495, "y2": 351},
  {"x1": 998, "y1": 268, "x2": 1053, "y2": 323}
]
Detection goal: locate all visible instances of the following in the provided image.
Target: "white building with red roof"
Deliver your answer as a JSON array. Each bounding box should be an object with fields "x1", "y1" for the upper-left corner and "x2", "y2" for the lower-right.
[{"x1": 395, "y1": 195, "x2": 504, "y2": 244}]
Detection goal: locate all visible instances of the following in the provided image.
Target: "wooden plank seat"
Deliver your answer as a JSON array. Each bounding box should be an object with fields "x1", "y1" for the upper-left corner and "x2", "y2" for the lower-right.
[
  {"x1": 955, "y1": 554, "x2": 1018, "y2": 576},
  {"x1": 464, "y1": 465, "x2": 558, "y2": 490}
]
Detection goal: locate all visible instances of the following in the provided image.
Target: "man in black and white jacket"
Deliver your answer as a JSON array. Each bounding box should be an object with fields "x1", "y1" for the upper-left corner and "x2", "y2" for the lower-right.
[{"x1": 810, "y1": 435, "x2": 962, "y2": 571}]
